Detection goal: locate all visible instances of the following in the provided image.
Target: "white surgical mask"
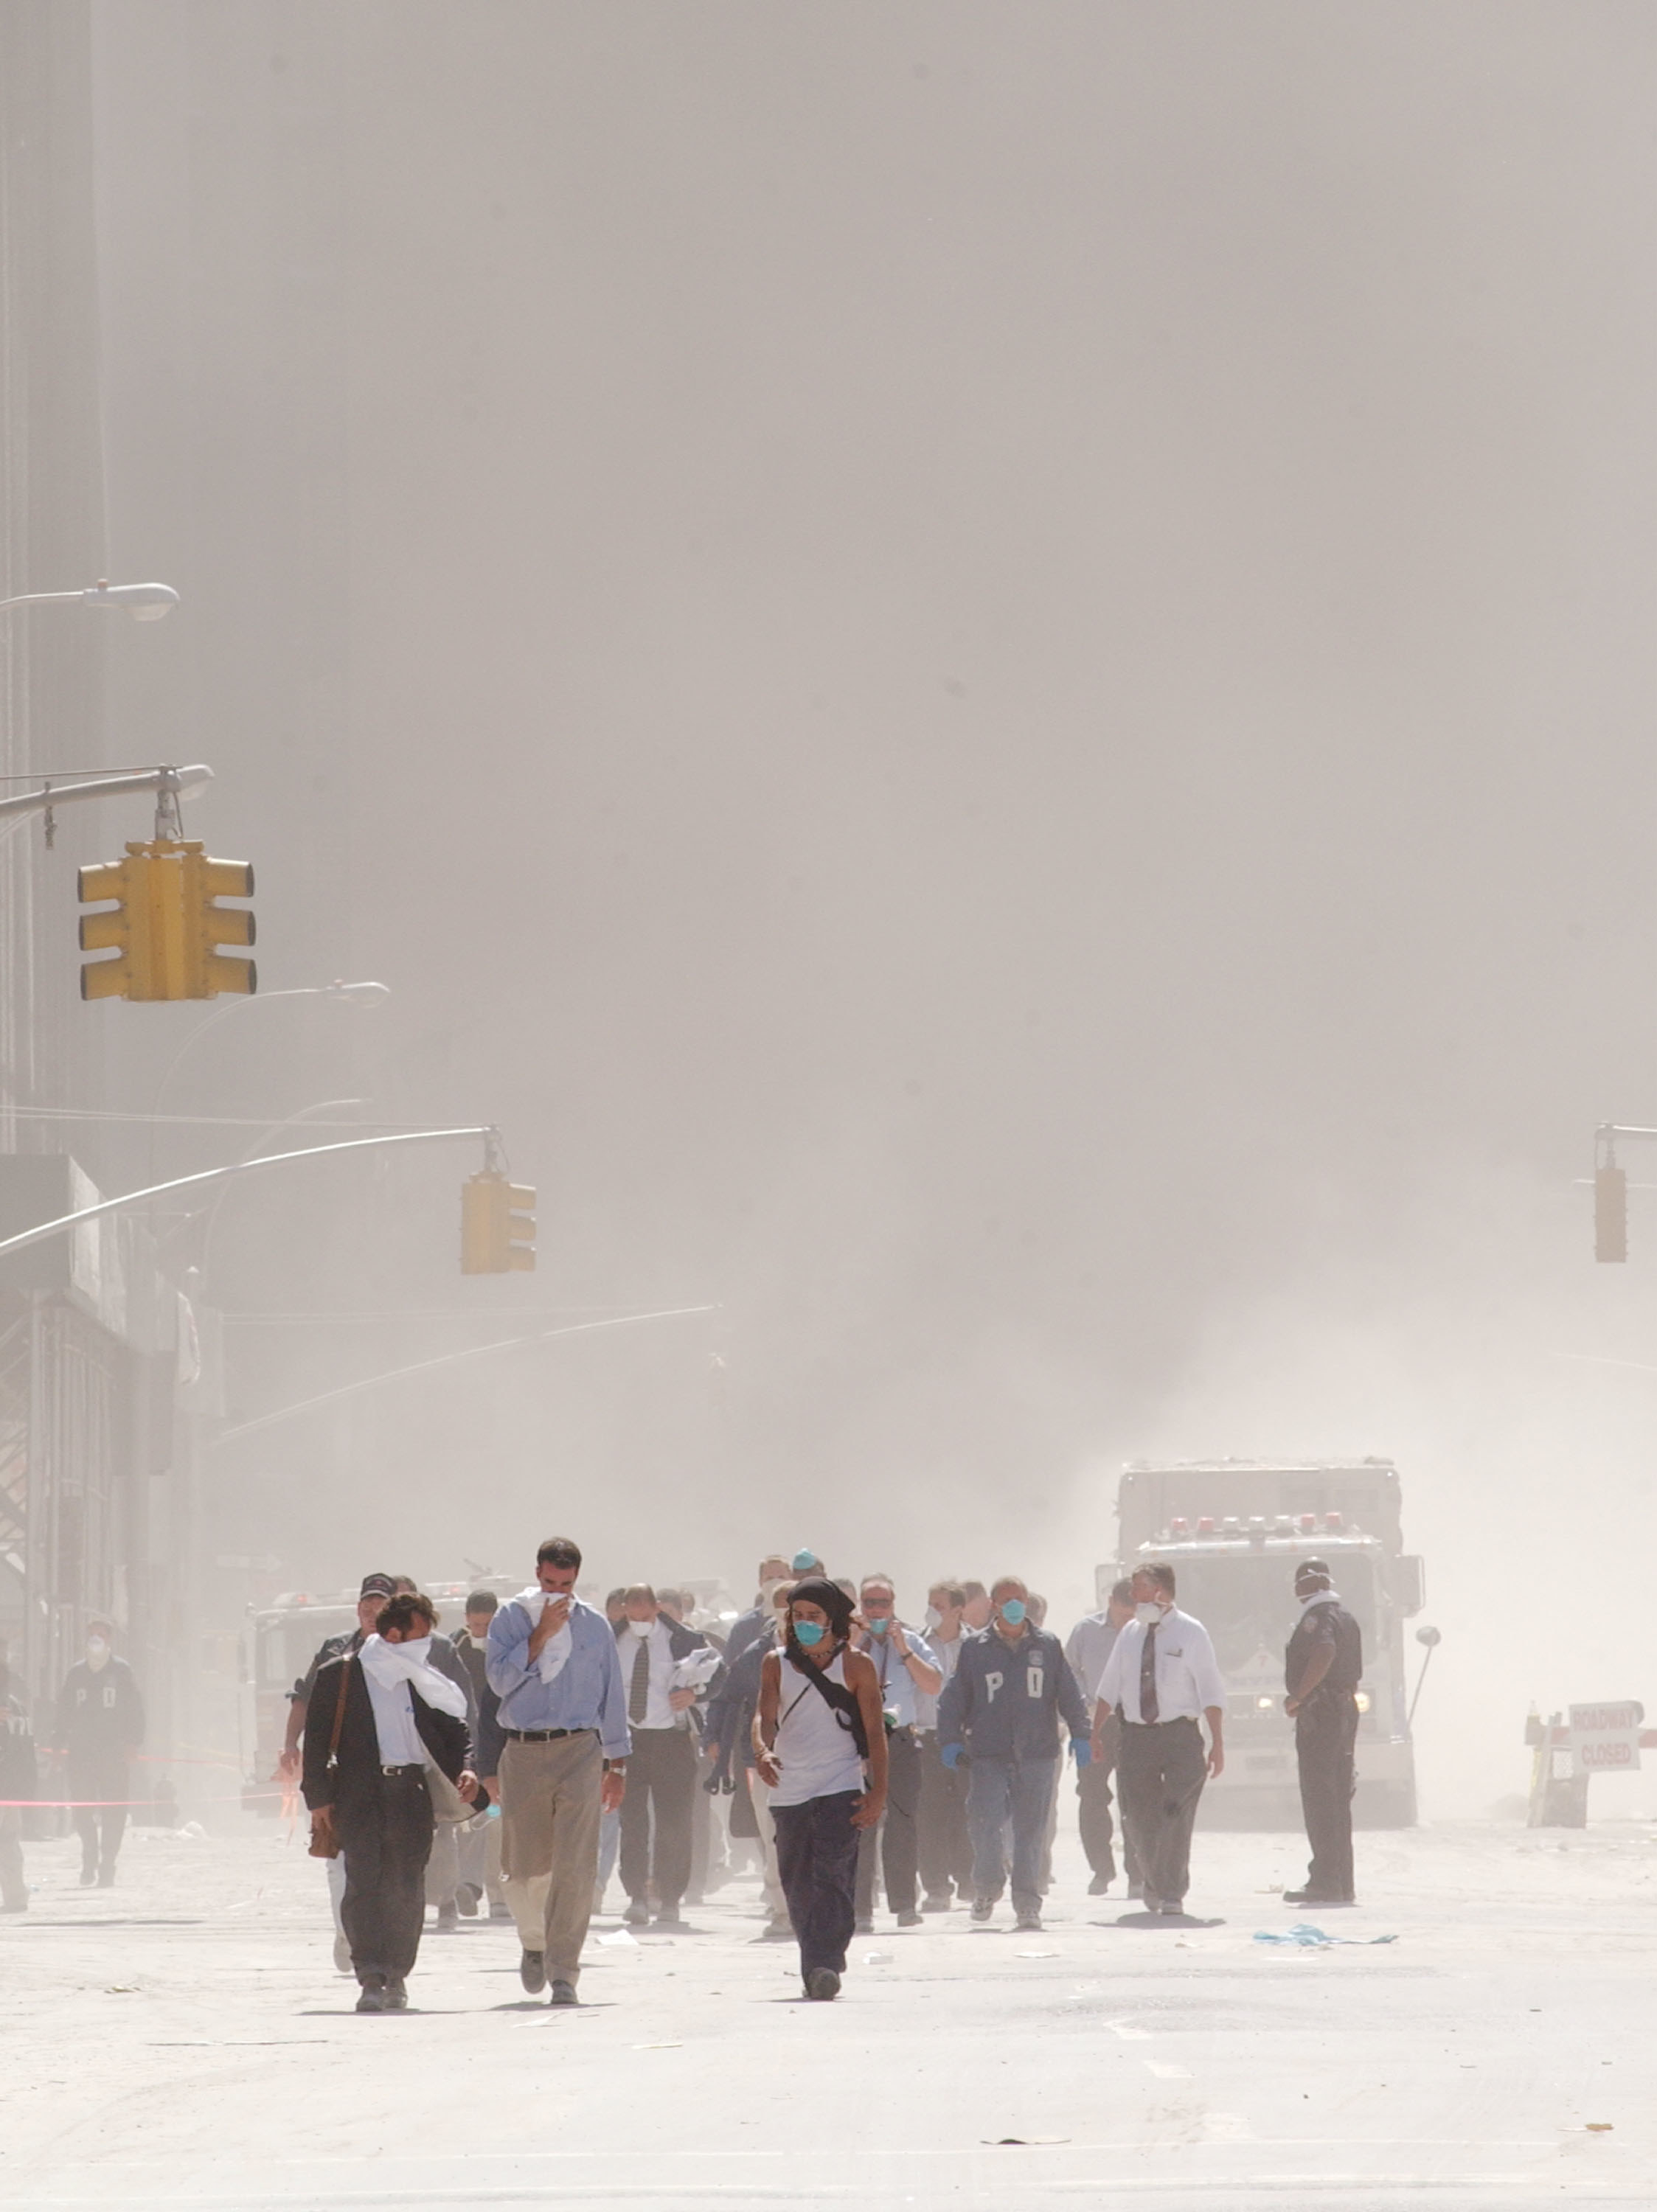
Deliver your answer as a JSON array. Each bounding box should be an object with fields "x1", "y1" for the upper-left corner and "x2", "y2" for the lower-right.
[
  {"x1": 924, "y1": 1606, "x2": 943, "y2": 1632},
  {"x1": 1134, "y1": 1601, "x2": 1163, "y2": 1626},
  {"x1": 628, "y1": 1617, "x2": 654, "y2": 1639}
]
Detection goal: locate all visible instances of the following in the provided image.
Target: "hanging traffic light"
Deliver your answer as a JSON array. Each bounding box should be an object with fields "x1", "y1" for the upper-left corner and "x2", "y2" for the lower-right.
[
  {"x1": 78, "y1": 839, "x2": 255, "y2": 1001},
  {"x1": 1595, "y1": 1163, "x2": 1628, "y2": 1263},
  {"x1": 461, "y1": 1170, "x2": 536, "y2": 1273}
]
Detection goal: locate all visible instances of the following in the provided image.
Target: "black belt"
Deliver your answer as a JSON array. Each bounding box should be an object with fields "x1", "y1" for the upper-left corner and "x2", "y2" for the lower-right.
[
  {"x1": 380, "y1": 1761, "x2": 424, "y2": 1776},
  {"x1": 503, "y1": 1726, "x2": 596, "y2": 1743}
]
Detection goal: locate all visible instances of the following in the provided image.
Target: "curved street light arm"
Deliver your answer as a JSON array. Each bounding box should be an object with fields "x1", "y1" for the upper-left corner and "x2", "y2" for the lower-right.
[{"x1": 0, "y1": 1125, "x2": 497, "y2": 1265}]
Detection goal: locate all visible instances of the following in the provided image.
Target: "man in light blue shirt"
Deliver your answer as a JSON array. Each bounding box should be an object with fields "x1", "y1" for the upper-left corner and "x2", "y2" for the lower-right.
[
  {"x1": 486, "y1": 1535, "x2": 629, "y2": 2005},
  {"x1": 852, "y1": 1576, "x2": 942, "y2": 1932}
]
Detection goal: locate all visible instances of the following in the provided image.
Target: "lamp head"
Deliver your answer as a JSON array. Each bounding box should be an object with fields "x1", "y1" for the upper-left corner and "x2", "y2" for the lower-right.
[{"x1": 83, "y1": 580, "x2": 180, "y2": 621}]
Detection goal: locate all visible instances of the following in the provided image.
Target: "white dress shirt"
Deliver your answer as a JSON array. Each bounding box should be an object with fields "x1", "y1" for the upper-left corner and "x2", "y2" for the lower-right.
[
  {"x1": 623, "y1": 1620, "x2": 680, "y2": 1731},
  {"x1": 913, "y1": 1629, "x2": 965, "y2": 1731},
  {"x1": 1096, "y1": 1607, "x2": 1226, "y2": 1725},
  {"x1": 362, "y1": 1663, "x2": 423, "y2": 1765}
]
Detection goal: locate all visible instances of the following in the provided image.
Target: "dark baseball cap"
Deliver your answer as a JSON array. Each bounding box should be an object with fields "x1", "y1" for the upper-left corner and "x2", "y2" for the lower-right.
[
  {"x1": 359, "y1": 1571, "x2": 396, "y2": 1601},
  {"x1": 1295, "y1": 1557, "x2": 1331, "y2": 1581}
]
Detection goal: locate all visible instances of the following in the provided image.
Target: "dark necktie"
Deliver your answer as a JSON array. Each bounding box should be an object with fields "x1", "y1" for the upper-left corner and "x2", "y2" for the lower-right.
[
  {"x1": 628, "y1": 1636, "x2": 650, "y2": 1723},
  {"x1": 1139, "y1": 1622, "x2": 1159, "y2": 1724}
]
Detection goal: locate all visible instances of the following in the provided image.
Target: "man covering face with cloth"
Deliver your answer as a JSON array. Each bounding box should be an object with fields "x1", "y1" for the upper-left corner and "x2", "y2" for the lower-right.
[{"x1": 304, "y1": 1590, "x2": 481, "y2": 2013}]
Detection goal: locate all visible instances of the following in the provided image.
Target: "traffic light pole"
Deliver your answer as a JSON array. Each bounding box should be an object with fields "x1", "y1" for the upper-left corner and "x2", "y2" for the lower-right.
[
  {"x1": 1592, "y1": 1121, "x2": 1657, "y2": 1262},
  {"x1": 0, "y1": 1124, "x2": 499, "y2": 1265}
]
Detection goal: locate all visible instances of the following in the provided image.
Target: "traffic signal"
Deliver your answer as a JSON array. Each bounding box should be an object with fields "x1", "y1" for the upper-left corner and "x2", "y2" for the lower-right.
[
  {"x1": 461, "y1": 1170, "x2": 536, "y2": 1273},
  {"x1": 1595, "y1": 1164, "x2": 1628, "y2": 1263},
  {"x1": 78, "y1": 838, "x2": 255, "y2": 1000}
]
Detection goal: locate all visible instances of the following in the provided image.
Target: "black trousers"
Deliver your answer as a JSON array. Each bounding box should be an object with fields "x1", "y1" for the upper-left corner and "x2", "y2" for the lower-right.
[
  {"x1": 856, "y1": 1728, "x2": 921, "y2": 1916},
  {"x1": 69, "y1": 1757, "x2": 128, "y2": 1873},
  {"x1": 774, "y1": 1790, "x2": 860, "y2": 1978},
  {"x1": 1077, "y1": 1715, "x2": 1140, "y2": 1886},
  {"x1": 1116, "y1": 1717, "x2": 1207, "y2": 1907},
  {"x1": 1296, "y1": 1695, "x2": 1358, "y2": 1899},
  {"x1": 917, "y1": 1732, "x2": 974, "y2": 1899},
  {"x1": 337, "y1": 1768, "x2": 434, "y2": 1986},
  {"x1": 619, "y1": 1726, "x2": 697, "y2": 1909}
]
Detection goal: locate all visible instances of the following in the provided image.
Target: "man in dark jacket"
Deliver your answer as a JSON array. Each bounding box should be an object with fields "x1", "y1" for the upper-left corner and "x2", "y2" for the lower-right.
[
  {"x1": 58, "y1": 1618, "x2": 144, "y2": 1888},
  {"x1": 453, "y1": 1590, "x2": 508, "y2": 1921},
  {"x1": 0, "y1": 1649, "x2": 35, "y2": 1911},
  {"x1": 937, "y1": 1576, "x2": 1091, "y2": 1933},
  {"x1": 1282, "y1": 1558, "x2": 1363, "y2": 1907},
  {"x1": 613, "y1": 1585, "x2": 719, "y2": 1927},
  {"x1": 304, "y1": 1590, "x2": 480, "y2": 2012}
]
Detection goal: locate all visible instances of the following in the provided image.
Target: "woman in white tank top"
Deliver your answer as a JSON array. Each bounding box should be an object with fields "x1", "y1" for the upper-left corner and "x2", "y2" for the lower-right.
[{"x1": 754, "y1": 1577, "x2": 887, "y2": 2000}]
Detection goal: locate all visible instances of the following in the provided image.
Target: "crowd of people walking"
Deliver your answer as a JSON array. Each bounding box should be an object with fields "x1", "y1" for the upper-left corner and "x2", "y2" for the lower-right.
[
  {"x1": 0, "y1": 1537, "x2": 1364, "y2": 2014},
  {"x1": 282, "y1": 1537, "x2": 1363, "y2": 2011}
]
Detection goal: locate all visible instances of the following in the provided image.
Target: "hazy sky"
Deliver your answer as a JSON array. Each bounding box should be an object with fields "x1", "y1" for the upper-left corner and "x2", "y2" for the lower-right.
[{"x1": 88, "y1": 3, "x2": 1657, "y2": 1810}]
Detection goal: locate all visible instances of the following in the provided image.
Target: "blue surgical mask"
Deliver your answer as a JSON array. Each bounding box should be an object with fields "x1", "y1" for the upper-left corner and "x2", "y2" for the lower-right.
[
  {"x1": 999, "y1": 1599, "x2": 1026, "y2": 1627},
  {"x1": 793, "y1": 1619, "x2": 825, "y2": 1648},
  {"x1": 866, "y1": 1616, "x2": 890, "y2": 1637}
]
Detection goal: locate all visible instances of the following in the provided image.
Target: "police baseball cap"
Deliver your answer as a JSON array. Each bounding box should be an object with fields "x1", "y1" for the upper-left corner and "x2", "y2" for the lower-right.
[
  {"x1": 1295, "y1": 1557, "x2": 1331, "y2": 1582},
  {"x1": 359, "y1": 1572, "x2": 396, "y2": 1601}
]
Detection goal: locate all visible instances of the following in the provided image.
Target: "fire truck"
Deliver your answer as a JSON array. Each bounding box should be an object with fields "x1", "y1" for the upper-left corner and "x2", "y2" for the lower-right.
[
  {"x1": 1100, "y1": 1458, "x2": 1427, "y2": 1828},
  {"x1": 243, "y1": 1573, "x2": 518, "y2": 1803}
]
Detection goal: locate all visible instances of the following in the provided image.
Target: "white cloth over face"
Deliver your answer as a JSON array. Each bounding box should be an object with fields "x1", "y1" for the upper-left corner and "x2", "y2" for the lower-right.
[
  {"x1": 513, "y1": 1587, "x2": 574, "y2": 1685},
  {"x1": 358, "y1": 1633, "x2": 469, "y2": 1719}
]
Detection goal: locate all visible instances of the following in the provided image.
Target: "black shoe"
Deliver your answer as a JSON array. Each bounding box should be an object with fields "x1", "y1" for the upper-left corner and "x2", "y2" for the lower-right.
[
  {"x1": 895, "y1": 1908, "x2": 922, "y2": 1928},
  {"x1": 96, "y1": 1865, "x2": 115, "y2": 1888},
  {"x1": 970, "y1": 1896, "x2": 994, "y2": 1924},
  {"x1": 355, "y1": 1978, "x2": 389, "y2": 2014},
  {"x1": 78, "y1": 1867, "x2": 97, "y2": 1888},
  {"x1": 456, "y1": 1883, "x2": 482, "y2": 1918},
  {"x1": 1283, "y1": 1888, "x2": 1352, "y2": 1907},
  {"x1": 854, "y1": 1916, "x2": 875, "y2": 1935},
  {"x1": 920, "y1": 1893, "x2": 952, "y2": 1914},
  {"x1": 652, "y1": 1910, "x2": 687, "y2": 1930},
  {"x1": 384, "y1": 1978, "x2": 409, "y2": 2010},
  {"x1": 1126, "y1": 1881, "x2": 1144, "y2": 1901},
  {"x1": 436, "y1": 1899, "x2": 459, "y2": 1933},
  {"x1": 1157, "y1": 1900, "x2": 1184, "y2": 1917},
  {"x1": 623, "y1": 1899, "x2": 650, "y2": 1926},
  {"x1": 805, "y1": 1966, "x2": 840, "y2": 2000},
  {"x1": 488, "y1": 1899, "x2": 513, "y2": 1921},
  {"x1": 1014, "y1": 1912, "x2": 1043, "y2": 1933},
  {"x1": 548, "y1": 1979, "x2": 580, "y2": 2006},
  {"x1": 1088, "y1": 1872, "x2": 1114, "y2": 1896},
  {"x1": 519, "y1": 1949, "x2": 547, "y2": 1994}
]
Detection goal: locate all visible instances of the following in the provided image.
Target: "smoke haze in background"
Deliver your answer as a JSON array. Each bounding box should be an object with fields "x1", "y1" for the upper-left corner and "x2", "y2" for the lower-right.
[{"x1": 86, "y1": 4, "x2": 1656, "y2": 1814}]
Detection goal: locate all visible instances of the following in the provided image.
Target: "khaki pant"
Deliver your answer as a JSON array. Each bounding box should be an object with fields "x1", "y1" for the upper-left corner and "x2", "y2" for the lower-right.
[{"x1": 499, "y1": 1733, "x2": 604, "y2": 1984}]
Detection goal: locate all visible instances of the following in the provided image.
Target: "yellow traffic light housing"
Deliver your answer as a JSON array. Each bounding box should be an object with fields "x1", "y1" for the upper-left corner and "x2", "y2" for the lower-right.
[
  {"x1": 78, "y1": 838, "x2": 255, "y2": 1001},
  {"x1": 461, "y1": 1170, "x2": 536, "y2": 1273}
]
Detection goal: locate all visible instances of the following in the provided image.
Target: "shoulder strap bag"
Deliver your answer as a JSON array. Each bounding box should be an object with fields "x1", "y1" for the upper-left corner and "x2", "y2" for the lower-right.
[{"x1": 307, "y1": 1658, "x2": 352, "y2": 1859}]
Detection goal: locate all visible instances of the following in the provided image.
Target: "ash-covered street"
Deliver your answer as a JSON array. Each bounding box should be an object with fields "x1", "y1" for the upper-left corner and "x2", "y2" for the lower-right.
[{"x1": 3, "y1": 1818, "x2": 1653, "y2": 2211}]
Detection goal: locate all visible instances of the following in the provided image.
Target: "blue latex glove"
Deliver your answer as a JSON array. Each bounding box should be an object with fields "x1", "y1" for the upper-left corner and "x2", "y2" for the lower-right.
[
  {"x1": 941, "y1": 1742, "x2": 965, "y2": 1771},
  {"x1": 1071, "y1": 1736, "x2": 1094, "y2": 1768}
]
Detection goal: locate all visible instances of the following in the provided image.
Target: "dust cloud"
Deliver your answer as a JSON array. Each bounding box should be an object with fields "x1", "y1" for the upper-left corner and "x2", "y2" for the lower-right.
[{"x1": 79, "y1": 4, "x2": 1656, "y2": 1815}]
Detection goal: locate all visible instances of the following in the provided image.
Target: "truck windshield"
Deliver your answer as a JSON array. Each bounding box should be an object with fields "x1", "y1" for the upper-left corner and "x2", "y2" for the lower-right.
[{"x1": 1164, "y1": 1555, "x2": 1377, "y2": 1678}]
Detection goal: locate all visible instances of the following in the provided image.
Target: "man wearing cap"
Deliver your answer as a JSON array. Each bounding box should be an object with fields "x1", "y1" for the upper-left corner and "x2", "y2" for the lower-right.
[
  {"x1": 1282, "y1": 1558, "x2": 1363, "y2": 1907},
  {"x1": 282, "y1": 1572, "x2": 398, "y2": 1969}
]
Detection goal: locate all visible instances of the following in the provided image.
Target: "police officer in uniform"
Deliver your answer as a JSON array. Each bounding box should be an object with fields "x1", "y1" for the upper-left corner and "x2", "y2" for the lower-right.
[{"x1": 1282, "y1": 1557, "x2": 1362, "y2": 1907}]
